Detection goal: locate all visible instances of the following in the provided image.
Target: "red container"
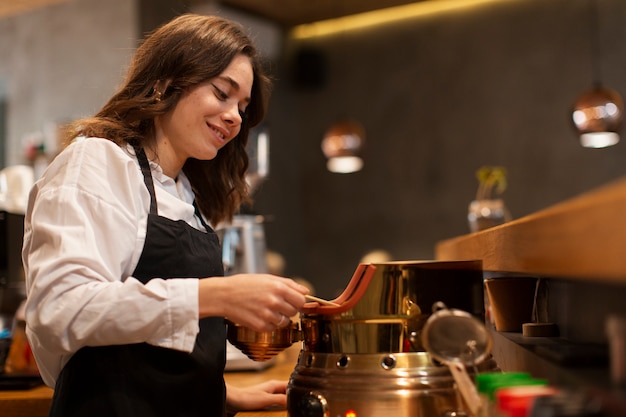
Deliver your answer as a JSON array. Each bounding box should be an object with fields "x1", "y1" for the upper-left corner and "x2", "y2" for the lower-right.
[{"x1": 496, "y1": 385, "x2": 558, "y2": 417}]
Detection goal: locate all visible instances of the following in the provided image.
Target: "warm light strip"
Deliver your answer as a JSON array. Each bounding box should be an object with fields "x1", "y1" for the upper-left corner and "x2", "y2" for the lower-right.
[{"x1": 290, "y1": 0, "x2": 511, "y2": 39}]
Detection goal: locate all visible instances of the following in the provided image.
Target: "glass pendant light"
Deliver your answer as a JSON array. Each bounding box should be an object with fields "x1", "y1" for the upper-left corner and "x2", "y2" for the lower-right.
[
  {"x1": 572, "y1": 85, "x2": 623, "y2": 148},
  {"x1": 571, "y1": 0, "x2": 623, "y2": 148},
  {"x1": 321, "y1": 120, "x2": 365, "y2": 173}
]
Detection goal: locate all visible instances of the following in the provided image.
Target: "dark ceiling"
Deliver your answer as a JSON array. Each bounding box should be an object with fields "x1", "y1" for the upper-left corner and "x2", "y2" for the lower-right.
[
  {"x1": 214, "y1": 0, "x2": 427, "y2": 27},
  {"x1": 0, "y1": 0, "x2": 429, "y2": 27}
]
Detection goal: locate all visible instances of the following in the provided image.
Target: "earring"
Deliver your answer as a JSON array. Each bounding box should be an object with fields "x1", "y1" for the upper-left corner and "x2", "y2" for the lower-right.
[{"x1": 154, "y1": 90, "x2": 162, "y2": 102}]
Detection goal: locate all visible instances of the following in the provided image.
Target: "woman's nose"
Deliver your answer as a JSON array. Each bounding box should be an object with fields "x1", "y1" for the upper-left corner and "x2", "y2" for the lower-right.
[{"x1": 223, "y1": 102, "x2": 242, "y2": 126}]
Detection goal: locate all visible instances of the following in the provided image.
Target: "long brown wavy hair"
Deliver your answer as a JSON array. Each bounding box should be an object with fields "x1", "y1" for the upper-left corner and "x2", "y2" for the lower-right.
[{"x1": 65, "y1": 14, "x2": 271, "y2": 225}]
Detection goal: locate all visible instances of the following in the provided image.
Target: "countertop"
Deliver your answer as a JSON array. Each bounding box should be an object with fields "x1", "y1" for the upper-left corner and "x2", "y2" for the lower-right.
[
  {"x1": 436, "y1": 176, "x2": 626, "y2": 283},
  {"x1": 226, "y1": 345, "x2": 299, "y2": 417},
  {"x1": 0, "y1": 345, "x2": 300, "y2": 417},
  {"x1": 0, "y1": 383, "x2": 52, "y2": 417}
]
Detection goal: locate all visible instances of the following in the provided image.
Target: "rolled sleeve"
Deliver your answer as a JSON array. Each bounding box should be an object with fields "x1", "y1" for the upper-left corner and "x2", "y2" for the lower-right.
[{"x1": 145, "y1": 277, "x2": 200, "y2": 352}]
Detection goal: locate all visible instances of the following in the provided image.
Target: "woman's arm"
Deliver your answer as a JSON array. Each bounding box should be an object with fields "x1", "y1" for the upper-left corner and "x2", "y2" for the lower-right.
[{"x1": 23, "y1": 140, "x2": 200, "y2": 386}]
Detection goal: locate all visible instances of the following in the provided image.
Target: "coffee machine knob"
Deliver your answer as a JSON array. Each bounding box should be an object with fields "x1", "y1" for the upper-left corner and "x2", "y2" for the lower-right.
[{"x1": 293, "y1": 391, "x2": 328, "y2": 417}]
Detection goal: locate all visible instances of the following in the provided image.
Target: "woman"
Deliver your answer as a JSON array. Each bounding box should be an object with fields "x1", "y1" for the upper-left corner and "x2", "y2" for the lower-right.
[{"x1": 22, "y1": 14, "x2": 309, "y2": 417}]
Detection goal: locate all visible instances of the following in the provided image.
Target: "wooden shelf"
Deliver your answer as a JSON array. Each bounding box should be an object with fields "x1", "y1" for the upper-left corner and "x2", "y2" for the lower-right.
[
  {"x1": 434, "y1": 176, "x2": 626, "y2": 406},
  {"x1": 436, "y1": 177, "x2": 626, "y2": 284},
  {"x1": 490, "y1": 331, "x2": 610, "y2": 388}
]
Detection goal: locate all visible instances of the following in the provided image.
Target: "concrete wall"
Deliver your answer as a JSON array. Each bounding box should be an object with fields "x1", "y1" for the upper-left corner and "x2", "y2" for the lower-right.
[
  {"x1": 253, "y1": 0, "x2": 626, "y2": 297},
  {"x1": 0, "y1": 0, "x2": 136, "y2": 165}
]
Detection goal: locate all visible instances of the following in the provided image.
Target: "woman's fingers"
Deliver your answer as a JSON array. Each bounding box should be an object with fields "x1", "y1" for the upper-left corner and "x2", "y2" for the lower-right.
[{"x1": 203, "y1": 274, "x2": 309, "y2": 331}]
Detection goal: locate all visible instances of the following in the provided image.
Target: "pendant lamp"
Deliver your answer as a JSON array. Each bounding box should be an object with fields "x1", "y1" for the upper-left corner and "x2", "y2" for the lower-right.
[
  {"x1": 321, "y1": 120, "x2": 365, "y2": 173},
  {"x1": 572, "y1": 85, "x2": 623, "y2": 148},
  {"x1": 571, "y1": 0, "x2": 624, "y2": 148}
]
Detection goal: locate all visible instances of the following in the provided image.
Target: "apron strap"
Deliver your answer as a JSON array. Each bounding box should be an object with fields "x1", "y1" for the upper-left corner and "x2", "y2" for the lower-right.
[
  {"x1": 193, "y1": 201, "x2": 213, "y2": 232},
  {"x1": 134, "y1": 146, "x2": 158, "y2": 216},
  {"x1": 135, "y1": 145, "x2": 210, "y2": 232}
]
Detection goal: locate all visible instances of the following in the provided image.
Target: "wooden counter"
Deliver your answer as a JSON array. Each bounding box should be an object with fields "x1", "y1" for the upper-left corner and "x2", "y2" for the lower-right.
[
  {"x1": 227, "y1": 345, "x2": 299, "y2": 417},
  {"x1": 436, "y1": 176, "x2": 626, "y2": 283},
  {"x1": 0, "y1": 384, "x2": 52, "y2": 417},
  {"x1": 0, "y1": 345, "x2": 300, "y2": 417}
]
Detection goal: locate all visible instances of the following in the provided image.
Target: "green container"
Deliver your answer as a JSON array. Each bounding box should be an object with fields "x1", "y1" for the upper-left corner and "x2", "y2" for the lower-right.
[{"x1": 475, "y1": 372, "x2": 547, "y2": 401}]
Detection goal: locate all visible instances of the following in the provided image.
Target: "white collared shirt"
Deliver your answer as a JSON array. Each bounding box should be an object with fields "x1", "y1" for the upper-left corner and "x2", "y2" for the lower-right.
[{"x1": 22, "y1": 137, "x2": 204, "y2": 387}]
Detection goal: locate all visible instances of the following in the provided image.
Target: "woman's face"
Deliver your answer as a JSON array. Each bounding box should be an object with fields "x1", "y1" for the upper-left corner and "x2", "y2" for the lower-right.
[{"x1": 154, "y1": 54, "x2": 254, "y2": 177}]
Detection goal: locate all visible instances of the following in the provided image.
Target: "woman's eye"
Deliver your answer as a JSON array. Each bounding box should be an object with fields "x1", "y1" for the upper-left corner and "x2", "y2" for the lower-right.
[{"x1": 212, "y1": 84, "x2": 228, "y2": 100}]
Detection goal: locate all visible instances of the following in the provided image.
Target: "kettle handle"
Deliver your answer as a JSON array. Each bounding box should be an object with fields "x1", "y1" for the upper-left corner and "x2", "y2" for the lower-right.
[{"x1": 301, "y1": 263, "x2": 377, "y2": 315}]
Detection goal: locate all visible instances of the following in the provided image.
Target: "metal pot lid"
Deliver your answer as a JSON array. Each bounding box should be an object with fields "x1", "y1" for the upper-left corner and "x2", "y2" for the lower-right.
[{"x1": 421, "y1": 301, "x2": 492, "y2": 367}]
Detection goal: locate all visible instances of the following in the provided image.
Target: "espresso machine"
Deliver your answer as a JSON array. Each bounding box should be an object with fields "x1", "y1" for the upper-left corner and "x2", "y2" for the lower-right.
[
  {"x1": 0, "y1": 165, "x2": 37, "y2": 379},
  {"x1": 220, "y1": 214, "x2": 268, "y2": 276},
  {"x1": 0, "y1": 211, "x2": 26, "y2": 319},
  {"x1": 0, "y1": 165, "x2": 33, "y2": 319},
  {"x1": 219, "y1": 126, "x2": 276, "y2": 370},
  {"x1": 220, "y1": 124, "x2": 270, "y2": 275}
]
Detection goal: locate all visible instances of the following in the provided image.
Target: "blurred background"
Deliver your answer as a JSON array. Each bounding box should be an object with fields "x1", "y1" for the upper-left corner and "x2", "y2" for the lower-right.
[{"x1": 0, "y1": 0, "x2": 625, "y2": 298}]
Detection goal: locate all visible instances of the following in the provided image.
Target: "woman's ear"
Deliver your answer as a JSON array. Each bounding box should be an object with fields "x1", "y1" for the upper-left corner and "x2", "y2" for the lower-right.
[{"x1": 153, "y1": 79, "x2": 173, "y2": 98}]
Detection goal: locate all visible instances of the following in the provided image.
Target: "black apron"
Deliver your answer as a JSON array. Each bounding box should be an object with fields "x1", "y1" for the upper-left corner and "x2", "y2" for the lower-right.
[{"x1": 48, "y1": 147, "x2": 227, "y2": 417}]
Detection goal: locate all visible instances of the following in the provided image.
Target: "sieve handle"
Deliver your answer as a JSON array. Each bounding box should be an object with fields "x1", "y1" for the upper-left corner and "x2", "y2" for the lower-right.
[{"x1": 447, "y1": 361, "x2": 481, "y2": 416}]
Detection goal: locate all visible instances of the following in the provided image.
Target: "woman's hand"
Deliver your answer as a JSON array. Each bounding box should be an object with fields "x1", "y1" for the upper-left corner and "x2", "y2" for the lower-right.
[
  {"x1": 198, "y1": 274, "x2": 309, "y2": 332},
  {"x1": 226, "y1": 380, "x2": 287, "y2": 413}
]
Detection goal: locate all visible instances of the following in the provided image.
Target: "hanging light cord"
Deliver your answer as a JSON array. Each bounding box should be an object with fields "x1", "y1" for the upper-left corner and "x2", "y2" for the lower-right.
[{"x1": 588, "y1": 0, "x2": 602, "y2": 88}]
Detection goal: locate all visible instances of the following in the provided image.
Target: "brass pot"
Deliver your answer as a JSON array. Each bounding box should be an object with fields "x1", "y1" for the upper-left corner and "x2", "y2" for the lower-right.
[
  {"x1": 227, "y1": 260, "x2": 483, "y2": 360},
  {"x1": 301, "y1": 260, "x2": 483, "y2": 354}
]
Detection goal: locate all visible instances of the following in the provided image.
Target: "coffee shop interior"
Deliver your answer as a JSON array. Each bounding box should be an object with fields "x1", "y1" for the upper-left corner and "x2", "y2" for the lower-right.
[{"x1": 2, "y1": 0, "x2": 626, "y2": 415}]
